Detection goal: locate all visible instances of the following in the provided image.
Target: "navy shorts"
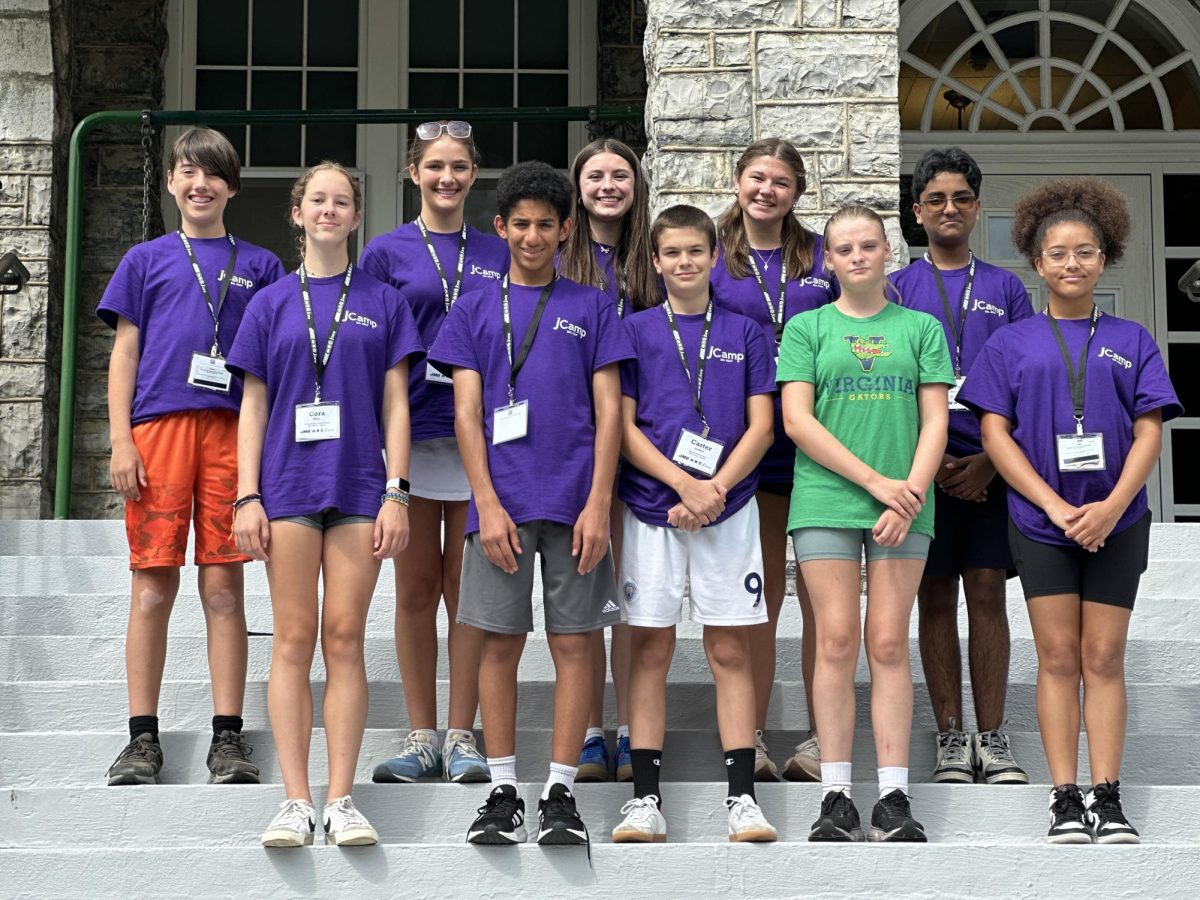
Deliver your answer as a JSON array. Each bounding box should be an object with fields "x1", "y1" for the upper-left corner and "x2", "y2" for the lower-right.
[{"x1": 924, "y1": 482, "x2": 1012, "y2": 578}]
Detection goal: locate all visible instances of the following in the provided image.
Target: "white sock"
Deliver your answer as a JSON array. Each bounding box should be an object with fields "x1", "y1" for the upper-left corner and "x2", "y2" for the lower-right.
[
  {"x1": 584, "y1": 726, "x2": 604, "y2": 742},
  {"x1": 821, "y1": 761, "x2": 852, "y2": 798},
  {"x1": 617, "y1": 724, "x2": 630, "y2": 740},
  {"x1": 487, "y1": 755, "x2": 518, "y2": 791},
  {"x1": 444, "y1": 728, "x2": 473, "y2": 745},
  {"x1": 878, "y1": 766, "x2": 909, "y2": 799},
  {"x1": 542, "y1": 762, "x2": 578, "y2": 800},
  {"x1": 414, "y1": 728, "x2": 440, "y2": 750}
]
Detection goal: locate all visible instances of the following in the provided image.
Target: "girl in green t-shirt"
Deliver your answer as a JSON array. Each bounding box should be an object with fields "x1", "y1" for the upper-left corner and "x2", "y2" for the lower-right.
[{"x1": 778, "y1": 205, "x2": 954, "y2": 843}]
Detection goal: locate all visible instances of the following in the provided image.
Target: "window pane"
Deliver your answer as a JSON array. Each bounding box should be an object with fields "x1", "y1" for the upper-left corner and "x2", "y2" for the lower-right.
[
  {"x1": 404, "y1": 178, "x2": 499, "y2": 234},
  {"x1": 985, "y1": 213, "x2": 1019, "y2": 261},
  {"x1": 517, "y1": 74, "x2": 567, "y2": 167},
  {"x1": 305, "y1": 72, "x2": 358, "y2": 166},
  {"x1": 195, "y1": 69, "x2": 247, "y2": 162},
  {"x1": 465, "y1": 74, "x2": 513, "y2": 168},
  {"x1": 220, "y1": 178, "x2": 298, "y2": 267},
  {"x1": 308, "y1": 0, "x2": 359, "y2": 67},
  {"x1": 1164, "y1": 176, "x2": 1200, "y2": 248},
  {"x1": 253, "y1": 0, "x2": 302, "y2": 66},
  {"x1": 197, "y1": 0, "x2": 247, "y2": 65},
  {"x1": 1171, "y1": 428, "x2": 1200, "y2": 505},
  {"x1": 409, "y1": 4, "x2": 459, "y2": 68},
  {"x1": 250, "y1": 71, "x2": 302, "y2": 166},
  {"x1": 1161, "y1": 65, "x2": 1200, "y2": 130},
  {"x1": 1167, "y1": 257, "x2": 1200, "y2": 331},
  {"x1": 1118, "y1": 84, "x2": 1162, "y2": 130},
  {"x1": 519, "y1": 0, "x2": 568, "y2": 69},
  {"x1": 464, "y1": 0, "x2": 514, "y2": 68}
]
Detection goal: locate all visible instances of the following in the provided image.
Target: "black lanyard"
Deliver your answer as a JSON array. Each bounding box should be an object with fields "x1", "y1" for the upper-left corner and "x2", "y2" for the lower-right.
[
  {"x1": 1046, "y1": 305, "x2": 1100, "y2": 432},
  {"x1": 178, "y1": 231, "x2": 238, "y2": 356},
  {"x1": 924, "y1": 253, "x2": 975, "y2": 376},
  {"x1": 416, "y1": 217, "x2": 467, "y2": 312},
  {"x1": 662, "y1": 293, "x2": 714, "y2": 437},
  {"x1": 596, "y1": 245, "x2": 626, "y2": 318},
  {"x1": 748, "y1": 252, "x2": 787, "y2": 342},
  {"x1": 501, "y1": 274, "x2": 556, "y2": 406},
  {"x1": 298, "y1": 263, "x2": 353, "y2": 404}
]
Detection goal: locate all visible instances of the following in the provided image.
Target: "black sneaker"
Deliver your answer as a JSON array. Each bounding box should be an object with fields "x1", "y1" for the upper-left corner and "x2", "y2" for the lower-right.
[
  {"x1": 536, "y1": 783, "x2": 589, "y2": 846},
  {"x1": 1085, "y1": 780, "x2": 1140, "y2": 844},
  {"x1": 870, "y1": 789, "x2": 928, "y2": 842},
  {"x1": 1047, "y1": 784, "x2": 1092, "y2": 844},
  {"x1": 467, "y1": 785, "x2": 527, "y2": 845},
  {"x1": 206, "y1": 730, "x2": 261, "y2": 784},
  {"x1": 106, "y1": 733, "x2": 163, "y2": 785},
  {"x1": 809, "y1": 789, "x2": 864, "y2": 842}
]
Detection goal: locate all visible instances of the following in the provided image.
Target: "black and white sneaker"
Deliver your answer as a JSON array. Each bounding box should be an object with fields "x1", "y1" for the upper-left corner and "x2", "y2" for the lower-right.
[
  {"x1": 869, "y1": 789, "x2": 927, "y2": 842},
  {"x1": 1085, "y1": 780, "x2": 1140, "y2": 844},
  {"x1": 466, "y1": 785, "x2": 526, "y2": 845},
  {"x1": 536, "y1": 783, "x2": 589, "y2": 846},
  {"x1": 809, "y1": 789, "x2": 864, "y2": 842},
  {"x1": 1046, "y1": 784, "x2": 1091, "y2": 844}
]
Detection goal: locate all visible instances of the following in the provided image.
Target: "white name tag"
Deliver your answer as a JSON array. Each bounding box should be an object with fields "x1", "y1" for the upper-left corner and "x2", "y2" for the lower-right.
[
  {"x1": 492, "y1": 400, "x2": 529, "y2": 445},
  {"x1": 295, "y1": 401, "x2": 341, "y2": 442},
  {"x1": 671, "y1": 427, "x2": 725, "y2": 477},
  {"x1": 188, "y1": 352, "x2": 232, "y2": 393},
  {"x1": 425, "y1": 362, "x2": 453, "y2": 385},
  {"x1": 1056, "y1": 432, "x2": 1105, "y2": 472},
  {"x1": 948, "y1": 375, "x2": 968, "y2": 412}
]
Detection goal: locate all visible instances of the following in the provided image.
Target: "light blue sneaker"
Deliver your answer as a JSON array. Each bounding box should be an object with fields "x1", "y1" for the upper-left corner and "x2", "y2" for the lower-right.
[
  {"x1": 575, "y1": 734, "x2": 610, "y2": 783},
  {"x1": 444, "y1": 731, "x2": 491, "y2": 784},
  {"x1": 614, "y1": 734, "x2": 633, "y2": 783},
  {"x1": 371, "y1": 730, "x2": 443, "y2": 783}
]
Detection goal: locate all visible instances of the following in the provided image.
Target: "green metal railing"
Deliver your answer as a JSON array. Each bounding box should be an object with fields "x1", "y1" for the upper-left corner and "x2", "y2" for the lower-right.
[{"x1": 55, "y1": 105, "x2": 643, "y2": 518}]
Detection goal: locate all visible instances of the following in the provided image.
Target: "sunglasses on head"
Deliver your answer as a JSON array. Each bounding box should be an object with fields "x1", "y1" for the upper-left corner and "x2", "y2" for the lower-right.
[{"x1": 415, "y1": 120, "x2": 472, "y2": 140}]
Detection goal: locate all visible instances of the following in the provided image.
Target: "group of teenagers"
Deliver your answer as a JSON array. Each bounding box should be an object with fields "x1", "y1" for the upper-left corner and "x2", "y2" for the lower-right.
[{"x1": 99, "y1": 120, "x2": 1180, "y2": 852}]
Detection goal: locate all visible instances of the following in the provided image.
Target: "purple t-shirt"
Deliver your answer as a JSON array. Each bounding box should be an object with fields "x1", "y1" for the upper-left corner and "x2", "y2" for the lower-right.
[
  {"x1": 428, "y1": 275, "x2": 636, "y2": 534},
  {"x1": 891, "y1": 256, "x2": 1033, "y2": 456},
  {"x1": 225, "y1": 269, "x2": 425, "y2": 520},
  {"x1": 710, "y1": 233, "x2": 837, "y2": 484},
  {"x1": 97, "y1": 232, "x2": 285, "y2": 424},
  {"x1": 359, "y1": 221, "x2": 509, "y2": 443},
  {"x1": 959, "y1": 313, "x2": 1182, "y2": 546},
  {"x1": 619, "y1": 305, "x2": 776, "y2": 527}
]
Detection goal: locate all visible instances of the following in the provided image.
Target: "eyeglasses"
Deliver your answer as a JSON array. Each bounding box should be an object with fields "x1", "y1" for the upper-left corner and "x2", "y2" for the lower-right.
[
  {"x1": 917, "y1": 193, "x2": 978, "y2": 212},
  {"x1": 1041, "y1": 247, "x2": 1103, "y2": 265},
  {"x1": 415, "y1": 120, "x2": 472, "y2": 140}
]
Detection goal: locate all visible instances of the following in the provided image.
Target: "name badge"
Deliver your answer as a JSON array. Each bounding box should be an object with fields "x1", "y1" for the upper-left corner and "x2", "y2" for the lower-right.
[
  {"x1": 671, "y1": 427, "x2": 725, "y2": 477},
  {"x1": 188, "y1": 352, "x2": 232, "y2": 393},
  {"x1": 948, "y1": 375, "x2": 968, "y2": 412},
  {"x1": 493, "y1": 400, "x2": 529, "y2": 445},
  {"x1": 1056, "y1": 432, "x2": 1105, "y2": 472},
  {"x1": 425, "y1": 362, "x2": 453, "y2": 385},
  {"x1": 295, "y1": 401, "x2": 341, "y2": 442}
]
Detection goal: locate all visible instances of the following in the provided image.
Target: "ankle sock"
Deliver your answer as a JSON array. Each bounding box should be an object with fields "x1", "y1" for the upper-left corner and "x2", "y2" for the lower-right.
[
  {"x1": 725, "y1": 747, "x2": 756, "y2": 801},
  {"x1": 129, "y1": 715, "x2": 159, "y2": 741},
  {"x1": 413, "y1": 728, "x2": 440, "y2": 750},
  {"x1": 584, "y1": 726, "x2": 604, "y2": 742},
  {"x1": 878, "y1": 766, "x2": 909, "y2": 799},
  {"x1": 821, "y1": 761, "x2": 852, "y2": 797},
  {"x1": 212, "y1": 715, "x2": 243, "y2": 741},
  {"x1": 542, "y1": 762, "x2": 577, "y2": 800},
  {"x1": 617, "y1": 724, "x2": 630, "y2": 741},
  {"x1": 630, "y1": 748, "x2": 662, "y2": 804},
  {"x1": 445, "y1": 728, "x2": 474, "y2": 745},
  {"x1": 487, "y1": 755, "x2": 518, "y2": 791}
]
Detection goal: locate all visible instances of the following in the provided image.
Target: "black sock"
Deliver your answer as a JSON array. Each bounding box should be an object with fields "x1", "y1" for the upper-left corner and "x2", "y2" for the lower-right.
[
  {"x1": 129, "y1": 715, "x2": 159, "y2": 741},
  {"x1": 631, "y1": 748, "x2": 663, "y2": 806},
  {"x1": 212, "y1": 715, "x2": 244, "y2": 741},
  {"x1": 725, "y1": 748, "x2": 756, "y2": 801}
]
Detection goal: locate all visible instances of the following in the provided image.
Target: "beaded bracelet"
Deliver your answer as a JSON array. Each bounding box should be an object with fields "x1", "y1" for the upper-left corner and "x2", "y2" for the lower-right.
[
  {"x1": 381, "y1": 488, "x2": 411, "y2": 507},
  {"x1": 233, "y1": 493, "x2": 262, "y2": 510}
]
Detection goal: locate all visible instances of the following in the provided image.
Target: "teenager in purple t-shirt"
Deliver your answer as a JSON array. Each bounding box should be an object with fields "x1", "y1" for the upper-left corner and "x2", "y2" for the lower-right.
[
  {"x1": 228, "y1": 163, "x2": 423, "y2": 849},
  {"x1": 611, "y1": 205, "x2": 778, "y2": 845},
  {"x1": 959, "y1": 178, "x2": 1182, "y2": 845},
  {"x1": 98, "y1": 127, "x2": 284, "y2": 789},
  {"x1": 710, "y1": 138, "x2": 836, "y2": 784},
  {"x1": 558, "y1": 138, "x2": 662, "y2": 785},
  {"x1": 891, "y1": 148, "x2": 1034, "y2": 787},
  {"x1": 429, "y1": 161, "x2": 634, "y2": 849},
  {"x1": 359, "y1": 122, "x2": 508, "y2": 787}
]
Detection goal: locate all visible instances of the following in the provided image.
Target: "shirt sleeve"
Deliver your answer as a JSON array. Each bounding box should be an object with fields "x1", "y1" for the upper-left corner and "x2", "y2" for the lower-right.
[
  {"x1": 384, "y1": 284, "x2": 426, "y2": 370},
  {"x1": 776, "y1": 311, "x2": 815, "y2": 384},
  {"x1": 358, "y1": 239, "x2": 392, "y2": 287},
  {"x1": 593, "y1": 287, "x2": 637, "y2": 370},
  {"x1": 427, "y1": 293, "x2": 479, "y2": 376},
  {"x1": 96, "y1": 245, "x2": 147, "y2": 330},
  {"x1": 957, "y1": 333, "x2": 1015, "y2": 420},
  {"x1": 1133, "y1": 326, "x2": 1184, "y2": 421},
  {"x1": 258, "y1": 252, "x2": 286, "y2": 288},
  {"x1": 745, "y1": 319, "x2": 777, "y2": 396},
  {"x1": 225, "y1": 299, "x2": 269, "y2": 382},
  {"x1": 619, "y1": 320, "x2": 640, "y2": 400},
  {"x1": 918, "y1": 312, "x2": 957, "y2": 384},
  {"x1": 1006, "y1": 272, "x2": 1035, "y2": 323}
]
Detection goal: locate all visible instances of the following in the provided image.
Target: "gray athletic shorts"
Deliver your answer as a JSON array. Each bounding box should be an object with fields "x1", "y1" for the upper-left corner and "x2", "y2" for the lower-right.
[
  {"x1": 457, "y1": 519, "x2": 621, "y2": 635},
  {"x1": 792, "y1": 526, "x2": 931, "y2": 563}
]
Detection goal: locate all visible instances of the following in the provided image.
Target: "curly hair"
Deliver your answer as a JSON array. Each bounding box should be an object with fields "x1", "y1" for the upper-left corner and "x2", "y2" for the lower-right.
[
  {"x1": 1010, "y1": 177, "x2": 1132, "y2": 267},
  {"x1": 496, "y1": 160, "x2": 573, "y2": 224}
]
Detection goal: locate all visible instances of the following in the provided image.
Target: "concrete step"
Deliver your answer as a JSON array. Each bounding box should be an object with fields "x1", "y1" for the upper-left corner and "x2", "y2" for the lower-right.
[
  {"x1": 1, "y1": 728, "x2": 1189, "y2": 789},
  {"x1": 3, "y1": 782, "x2": 1198, "y2": 849},
  {"x1": 3, "y1": 633, "x2": 1199, "y2": 684},
  {"x1": 3, "y1": 678, "x2": 1197, "y2": 734},
  {"x1": 2, "y1": 842, "x2": 1196, "y2": 900}
]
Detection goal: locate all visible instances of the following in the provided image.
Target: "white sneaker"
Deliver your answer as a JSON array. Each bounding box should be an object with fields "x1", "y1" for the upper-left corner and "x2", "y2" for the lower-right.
[
  {"x1": 323, "y1": 794, "x2": 379, "y2": 846},
  {"x1": 612, "y1": 795, "x2": 667, "y2": 843},
  {"x1": 725, "y1": 794, "x2": 778, "y2": 842},
  {"x1": 261, "y1": 798, "x2": 316, "y2": 848},
  {"x1": 753, "y1": 730, "x2": 779, "y2": 782},
  {"x1": 782, "y1": 733, "x2": 821, "y2": 782}
]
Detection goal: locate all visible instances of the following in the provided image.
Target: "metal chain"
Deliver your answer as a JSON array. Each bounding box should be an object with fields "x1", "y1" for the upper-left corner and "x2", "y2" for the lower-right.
[{"x1": 141, "y1": 110, "x2": 153, "y2": 244}]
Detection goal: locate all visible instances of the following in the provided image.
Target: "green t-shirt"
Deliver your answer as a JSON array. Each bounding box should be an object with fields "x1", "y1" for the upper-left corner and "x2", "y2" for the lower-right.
[{"x1": 777, "y1": 302, "x2": 955, "y2": 536}]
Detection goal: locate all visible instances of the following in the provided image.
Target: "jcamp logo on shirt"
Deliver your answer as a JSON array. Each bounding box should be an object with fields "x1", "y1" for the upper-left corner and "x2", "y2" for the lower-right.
[
  {"x1": 707, "y1": 346, "x2": 745, "y2": 363},
  {"x1": 470, "y1": 263, "x2": 502, "y2": 280},
  {"x1": 1097, "y1": 346, "x2": 1133, "y2": 369},
  {"x1": 553, "y1": 316, "x2": 587, "y2": 339},
  {"x1": 220, "y1": 271, "x2": 255, "y2": 290},
  {"x1": 843, "y1": 335, "x2": 892, "y2": 372},
  {"x1": 971, "y1": 298, "x2": 1005, "y2": 317},
  {"x1": 344, "y1": 310, "x2": 378, "y2": 329}
]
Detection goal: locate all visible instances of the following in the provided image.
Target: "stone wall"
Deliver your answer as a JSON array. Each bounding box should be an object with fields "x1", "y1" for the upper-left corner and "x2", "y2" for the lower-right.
[
  {"x1": 594, "y1": 0, "x2": 649, "y2": 152},
  {"x1": 643, "y1": 0, "x2": 903, "y2": 253},
  {"x1": 0, "y1": 0, "x2": 55, "y2": 518}
]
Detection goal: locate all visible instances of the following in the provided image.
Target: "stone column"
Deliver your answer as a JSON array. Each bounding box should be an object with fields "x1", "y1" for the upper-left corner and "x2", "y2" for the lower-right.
[
  {"x1": 643, "y1": 0, "x2": 903, "y2": 251},
  {"x1": 0, "y1": 0, "x2": 55, "y2": 518}
]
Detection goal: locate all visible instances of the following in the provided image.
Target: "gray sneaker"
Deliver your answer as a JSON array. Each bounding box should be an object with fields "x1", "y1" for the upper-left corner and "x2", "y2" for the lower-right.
[
  {"x1": 931, "y1": 723, "x2": 974, "y2": 783},
  {"x1": 207, "y1": 729, "x2": 261, "y2": 784},
  {"x1": 973, "y1": 729, "x2": 1028, "y2": 784},
  {"x1": 107, "y1": 733, "x2": 163, "y2": 785}
]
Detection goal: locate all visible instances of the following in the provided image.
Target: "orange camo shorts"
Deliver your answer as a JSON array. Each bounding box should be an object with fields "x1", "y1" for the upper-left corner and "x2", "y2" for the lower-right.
[{"x1": 125, "y1": 409, "x2": 249, "y2": 570}]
